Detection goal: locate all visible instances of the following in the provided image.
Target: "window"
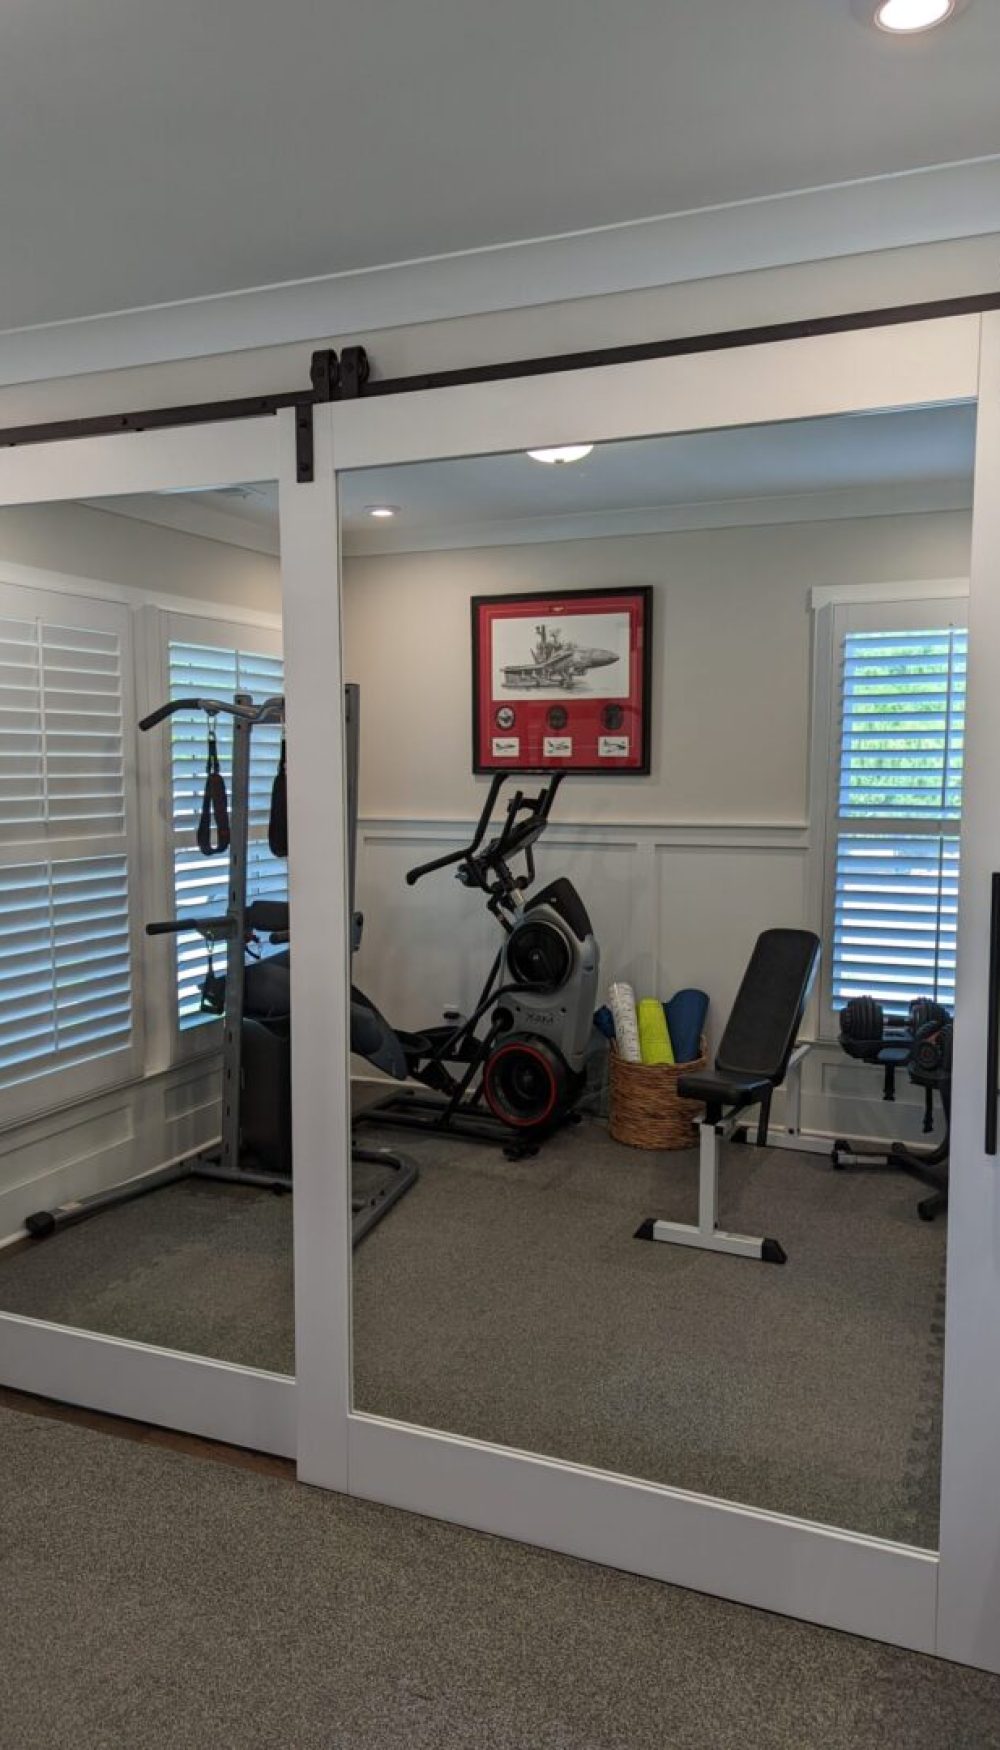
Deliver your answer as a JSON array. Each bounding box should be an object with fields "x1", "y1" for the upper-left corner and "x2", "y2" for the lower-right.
[
  {"x1": 168, "y1": 638, "x2": 286, "y2": 1027},
  {"x1": 818, "y1": 600, "x2": 967, "y2": 1022},
  {"x1": 0, "y1": 592, "x2": 134, "y2": 1101}
]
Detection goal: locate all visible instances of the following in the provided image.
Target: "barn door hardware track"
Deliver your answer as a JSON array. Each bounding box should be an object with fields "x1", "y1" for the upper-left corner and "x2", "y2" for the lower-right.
[
  {"x1": 0, "y1": 347, "x2": 343, "y2": 484},
  {"x1": 1, "y1": 290, "x2": 999, "y2": 463}
]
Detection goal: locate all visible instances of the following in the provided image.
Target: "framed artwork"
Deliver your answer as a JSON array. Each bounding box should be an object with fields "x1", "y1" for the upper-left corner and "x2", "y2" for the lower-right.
[{"x1": 471, "y1": 586, "x2": 653, "y2": 775}]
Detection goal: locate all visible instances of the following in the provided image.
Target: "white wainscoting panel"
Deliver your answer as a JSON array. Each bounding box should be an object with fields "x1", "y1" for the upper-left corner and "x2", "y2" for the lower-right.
[
  {"x1": 354, "y1": 814, "x2": 946, "y2": 1150},
  {"x1": 0, "y1": 1058, "x2": 221, "y2": 1244}
]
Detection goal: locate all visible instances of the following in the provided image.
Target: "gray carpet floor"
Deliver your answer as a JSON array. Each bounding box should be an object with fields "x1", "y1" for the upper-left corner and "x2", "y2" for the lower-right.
[
  {"x1": 1, "y1": 1403, "x2": 998, "y2": 1750},
  {"x1": 0, "y1": 1115, "x2": 945, "y2": 1546}
]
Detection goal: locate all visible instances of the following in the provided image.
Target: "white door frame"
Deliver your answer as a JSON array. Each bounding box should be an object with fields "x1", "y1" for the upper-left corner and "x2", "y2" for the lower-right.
[
  {"x1": 936, "y1": 310, "x2": 1000, "y2": 1670},
  {"x1": 289, "y1": 314, "x2": 1000, "y2": 1666},
  {"x1": 0, "y1": 411, "x2": 304, "y2": 1458}
]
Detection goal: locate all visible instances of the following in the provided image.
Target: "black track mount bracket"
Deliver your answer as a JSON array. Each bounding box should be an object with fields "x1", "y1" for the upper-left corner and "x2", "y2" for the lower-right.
[
  {"x1": 339, "y1": 347, "x2": 371, "y2": 400},
  {"x1": 295, "y1": 348, "x2": 341, "y2": 484}
]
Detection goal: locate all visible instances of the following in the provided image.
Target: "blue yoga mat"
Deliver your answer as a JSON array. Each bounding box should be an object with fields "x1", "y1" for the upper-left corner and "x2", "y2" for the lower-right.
[{"x1": 665, "y1": 988, "x2": 709, "y2": 1065}]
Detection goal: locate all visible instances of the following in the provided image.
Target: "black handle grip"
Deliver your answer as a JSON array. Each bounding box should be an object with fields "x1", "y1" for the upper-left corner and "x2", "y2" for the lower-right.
[
  {"x1": 986, "y1": 873, "x2": 1000, "y2": 1155},
  {"x1": 406, "y1": 847, "x2": 466, "y2": 887},
  {"x1": 146, "y1": 915, "x2": 232, "y2": 938}
]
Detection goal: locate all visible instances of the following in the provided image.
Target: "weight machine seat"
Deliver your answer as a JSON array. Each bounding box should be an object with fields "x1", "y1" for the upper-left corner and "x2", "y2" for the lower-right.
[
  {"x1": 677, "y1": 1070, "x2": 771, "y2": 1110},
  {"x1": 677, "y1": 928, "x2": 821, "y2": 1120},
  {"x1": 350, "y1": 985, "x2": 409, "y2": 1081}
]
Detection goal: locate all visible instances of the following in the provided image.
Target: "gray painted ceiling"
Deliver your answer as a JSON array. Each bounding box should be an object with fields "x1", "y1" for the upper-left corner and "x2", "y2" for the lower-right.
[
  {"x1": 2, "y1": 0, "x2": 999, "y2": 331},
  {"x1": 338, "y1": 407, "x2": 976, "y2": 539}
]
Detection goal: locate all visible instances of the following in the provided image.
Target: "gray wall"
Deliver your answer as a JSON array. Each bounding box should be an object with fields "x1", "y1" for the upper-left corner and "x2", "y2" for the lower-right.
[
  {"x1": 344, "y1": 510, "x2": 971, "y2": 826},
  {"x1": 0, "y1": 501, "x2": 280, "y2": 611}
]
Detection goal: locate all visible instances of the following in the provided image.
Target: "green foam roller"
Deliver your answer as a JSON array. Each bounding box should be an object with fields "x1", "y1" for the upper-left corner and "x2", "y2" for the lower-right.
[{"x1": 637, "y1": 997, "x2": 675, "y2": 1066}]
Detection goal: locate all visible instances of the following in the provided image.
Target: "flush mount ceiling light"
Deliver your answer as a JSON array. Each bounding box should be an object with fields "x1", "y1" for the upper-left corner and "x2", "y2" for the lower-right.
[
  {"x1": 364, "y1": 504, "x2": 399, "y2": 518},
  {"x1": 852, "y1": 0, "x2": 968, "y2": 31},
  {"x1": 526, "y1": 444, "x2": 594, "y2": 465}
]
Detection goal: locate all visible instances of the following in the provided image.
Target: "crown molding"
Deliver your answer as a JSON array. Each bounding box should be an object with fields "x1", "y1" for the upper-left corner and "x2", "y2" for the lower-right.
[
  {"x1": 1, "y1": 158, "x2": 999, "y2": 390},
  {"x1": 81, "y1": 493, "x2": 282, "y2": 557},
  {"x1": 90, "y1": 478, "x2": 971, "y2": 560},
  {"x1": 342, "y1": 480, "x2": 972, "y2": 556}
]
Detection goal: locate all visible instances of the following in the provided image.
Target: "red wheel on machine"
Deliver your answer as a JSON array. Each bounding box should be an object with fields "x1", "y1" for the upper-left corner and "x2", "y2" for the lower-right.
[{"x1": 482, "y1": 1036, "x2": 568, "y2": 1130}]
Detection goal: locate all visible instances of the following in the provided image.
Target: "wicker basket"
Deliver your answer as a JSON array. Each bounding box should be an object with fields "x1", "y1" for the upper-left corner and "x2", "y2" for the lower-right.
[{"x1": 608, "y1": 1039, "x2": 708, "y2": 1150}]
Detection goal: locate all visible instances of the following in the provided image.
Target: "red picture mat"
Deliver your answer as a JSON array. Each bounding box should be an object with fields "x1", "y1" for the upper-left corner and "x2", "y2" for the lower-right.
[{"x1": 472, "y1": 587, "x2": 652, "y2": 774}]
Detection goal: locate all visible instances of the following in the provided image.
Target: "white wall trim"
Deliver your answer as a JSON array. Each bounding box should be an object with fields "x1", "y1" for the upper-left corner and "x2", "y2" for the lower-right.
[
  {"x1": 82, "y1": 494, "x2": 282, "y2": 560},
  {"x1": 361, "y1": 816, "x2": 809, "y2": 849},
  {"x1": 345, "y1": 481, "x2": 973, "y2": 558},
  {"x1": 1, "y1": 158, "x2": 999, "y2": 388},
  {"x1": 98, "y1": 482, "x2": 974, "y2": 564},
  {"x1": 810, "y1": 574, "x2": 970, "y2": 609}
]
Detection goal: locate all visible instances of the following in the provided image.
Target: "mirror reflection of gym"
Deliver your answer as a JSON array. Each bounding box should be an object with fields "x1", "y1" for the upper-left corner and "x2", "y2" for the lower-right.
[
  {"x1": 0, "y1": 483, "x2": 307, "y2": 1371},
  {"x1": 343, "y1": 407, "x2": 971, "y2": 1550}
]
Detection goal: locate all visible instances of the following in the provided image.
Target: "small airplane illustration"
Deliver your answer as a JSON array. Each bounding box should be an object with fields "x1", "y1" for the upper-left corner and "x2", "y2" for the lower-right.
[{"x1": 501, "y1": 624, "x2": 620, "y2": 691}]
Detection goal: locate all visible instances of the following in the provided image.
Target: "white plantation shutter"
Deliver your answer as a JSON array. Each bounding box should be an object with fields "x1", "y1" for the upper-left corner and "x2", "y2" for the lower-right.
[
  {"x1": 168, "y1": 637, "x2": 286, "y2": 1027},
  {"x1": 0, "y1": 590, "x2": 135, "y2": 1098},
  {"x1": 825, "y1": 609, "x2": 967, "y2": 1018}
]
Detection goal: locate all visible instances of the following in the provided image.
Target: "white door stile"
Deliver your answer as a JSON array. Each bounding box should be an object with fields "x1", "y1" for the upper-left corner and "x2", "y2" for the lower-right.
[
  {"x1": 935, "y1": 311, "x2": 1000, "y2": 1675},
  {"x1": 289, "y1": 312, "x2": 995, "y2": 1661},
  {"x1": 278, "y1": 406, "x2": 353, "y2": 1491},
  {"x1": 0, "y1": 411, "x2": 300, "y2": 1454}
]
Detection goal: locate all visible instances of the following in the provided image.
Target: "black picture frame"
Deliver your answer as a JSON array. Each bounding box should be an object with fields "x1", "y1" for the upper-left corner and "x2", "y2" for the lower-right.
[{"x1": 471, "y1": 585, "x2": 653, "y2": 776}]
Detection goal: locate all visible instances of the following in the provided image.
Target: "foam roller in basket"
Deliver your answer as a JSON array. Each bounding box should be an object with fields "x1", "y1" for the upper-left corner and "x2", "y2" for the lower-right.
[
  {"x1": 638, "y1": 998, "x2": 675, "y2": 1065},
  {"x1": 609, "y1": 982, "x2": 642, "y2": 1063}
]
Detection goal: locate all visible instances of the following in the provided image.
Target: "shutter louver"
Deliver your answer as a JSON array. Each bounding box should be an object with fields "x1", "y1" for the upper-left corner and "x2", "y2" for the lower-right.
[
  {"x1": 832, "y1": 626, "x2": 966, "y2": 1016},
  {"x1": 0, "y1": 618, "x2": 125, "y2": 843},
  {"x1": 0, "y1": 603, "x2": 133, "y2": 1090}
]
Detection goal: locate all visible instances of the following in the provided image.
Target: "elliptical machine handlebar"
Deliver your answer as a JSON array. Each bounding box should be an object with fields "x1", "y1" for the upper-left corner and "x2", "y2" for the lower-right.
[{"x1": 405, "y1": 771, "x2": 565, "y2": 889}]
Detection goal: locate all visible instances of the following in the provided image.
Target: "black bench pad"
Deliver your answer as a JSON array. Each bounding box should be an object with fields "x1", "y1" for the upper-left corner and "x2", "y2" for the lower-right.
[{"x1": 676, "y1": 1071, "x2": 771, "y2": 1109}]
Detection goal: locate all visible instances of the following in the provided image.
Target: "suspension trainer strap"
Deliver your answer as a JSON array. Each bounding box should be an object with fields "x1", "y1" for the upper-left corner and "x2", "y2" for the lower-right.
[
  {"x1": 268, "y1": 734, "x2": 288, "y2": 858},
  {"x1": 196, "y1": 717, "x2": 231, "y2": 856}
]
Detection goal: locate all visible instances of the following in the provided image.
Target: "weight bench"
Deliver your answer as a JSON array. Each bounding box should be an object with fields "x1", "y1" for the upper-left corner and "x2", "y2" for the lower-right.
[{"x1": 636, "y1": 928, "x2": 821, "y2": 1265}]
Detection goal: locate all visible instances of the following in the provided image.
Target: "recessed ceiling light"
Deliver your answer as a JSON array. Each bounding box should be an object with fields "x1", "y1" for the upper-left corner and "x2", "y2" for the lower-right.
[
  {"x1": 364, "y1": 504, "x2": 399, "y2": 519},
  {"x1": 526, "y1": 445, "x2": 594, "y2": 466},
  {"x1": 853, "y1": 0, "x2": 967, "y2": 31}
]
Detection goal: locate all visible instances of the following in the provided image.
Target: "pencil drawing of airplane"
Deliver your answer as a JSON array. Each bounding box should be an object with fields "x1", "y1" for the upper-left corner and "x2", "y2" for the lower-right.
[{"x1": 500, "y1": 624, "x2": 620, "y2": 691}]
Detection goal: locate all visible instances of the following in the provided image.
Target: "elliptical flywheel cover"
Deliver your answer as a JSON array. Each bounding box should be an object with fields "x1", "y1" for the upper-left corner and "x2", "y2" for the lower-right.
[
  {"x1": 505, "y1": 918, "x2": 572, "y2": 990},
  {"x1": 482, "y1": 1036, "x2": 568, "y2": 1130}
]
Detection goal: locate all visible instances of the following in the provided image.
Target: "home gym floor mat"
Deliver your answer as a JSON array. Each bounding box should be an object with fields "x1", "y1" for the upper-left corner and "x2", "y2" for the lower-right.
[
  {"x1": 0, "y1": 1111, "x2": 945, "y2": 1545},
  {"x1": 350, "y1": 1112, "x2": 946, "y2": 1548}
]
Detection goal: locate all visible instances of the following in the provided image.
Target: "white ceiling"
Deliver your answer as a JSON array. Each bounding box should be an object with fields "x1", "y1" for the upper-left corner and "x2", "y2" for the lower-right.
[
  {"x1": 1, "y1": 0, "x2": 999, "y2": 333},
  {"x1": 91, "y1": 404, "x2": 976, "y2": 556}
]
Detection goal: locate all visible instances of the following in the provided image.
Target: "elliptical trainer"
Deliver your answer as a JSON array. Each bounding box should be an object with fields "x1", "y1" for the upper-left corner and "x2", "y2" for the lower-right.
[{"x1": 352, "y1": 770, "x2": 600, "y2": 1155}]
